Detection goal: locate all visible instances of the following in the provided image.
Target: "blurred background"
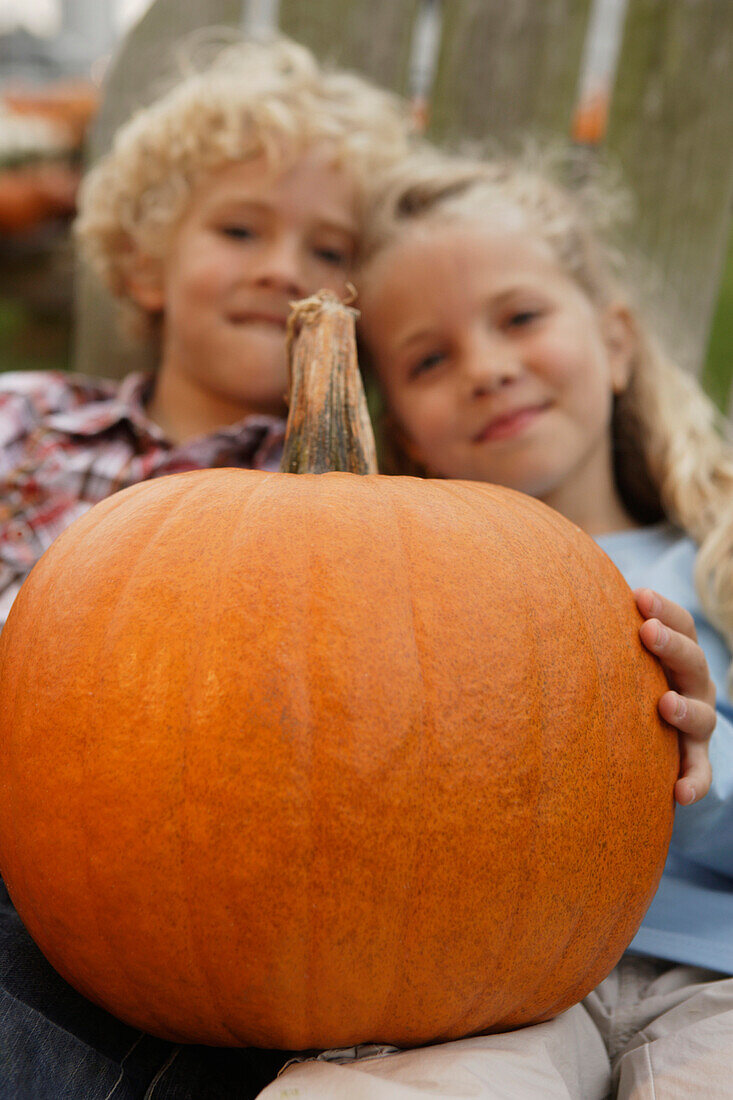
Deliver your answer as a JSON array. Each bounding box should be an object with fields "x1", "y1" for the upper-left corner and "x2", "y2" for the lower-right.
[
  {"x1": 1, "y1": 0, "x2": 731, "y2": 410},
  {"x1": 0, "y1": 0, "x2": 148, "y2": 377}
]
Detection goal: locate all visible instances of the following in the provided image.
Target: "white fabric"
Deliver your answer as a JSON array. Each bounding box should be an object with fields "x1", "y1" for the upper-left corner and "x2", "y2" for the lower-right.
[{"x1": 257, "y1": 957, "x2": 733, "y2": 1099}]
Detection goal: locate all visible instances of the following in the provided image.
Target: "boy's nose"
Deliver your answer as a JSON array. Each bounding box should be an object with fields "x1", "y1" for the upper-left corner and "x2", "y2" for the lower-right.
[{"x1": 255, "y1": 239, "x2": 308, "y2": 297}]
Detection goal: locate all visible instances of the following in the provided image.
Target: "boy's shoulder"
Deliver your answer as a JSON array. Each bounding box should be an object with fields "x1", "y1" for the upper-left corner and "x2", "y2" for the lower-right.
[
  {"x1": 0, "y1": 369, "x2": 117, "y2": 406},
  {"x1": 0, "y1": 370, "x2": 119, "y2": 447}
]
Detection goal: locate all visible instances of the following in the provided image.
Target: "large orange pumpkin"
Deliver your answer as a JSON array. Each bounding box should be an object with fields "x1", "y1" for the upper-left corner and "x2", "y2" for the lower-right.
[{"x1": 0, "y1": 295, "x2": 676, "y2": 1050}]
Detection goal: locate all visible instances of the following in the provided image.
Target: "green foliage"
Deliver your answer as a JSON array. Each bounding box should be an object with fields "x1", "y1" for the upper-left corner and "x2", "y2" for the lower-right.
[
  {"x1": 0, "y1": 297, "x2": 70, "y2": 374},
  {"x1": 703, "y1": 231, "x2": 733, "y2": 414}
]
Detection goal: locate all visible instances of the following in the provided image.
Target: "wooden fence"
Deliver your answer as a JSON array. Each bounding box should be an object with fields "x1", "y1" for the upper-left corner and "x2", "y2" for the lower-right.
[{"x1": 75, "y1": 0, "x2": 733, "y2": 411}]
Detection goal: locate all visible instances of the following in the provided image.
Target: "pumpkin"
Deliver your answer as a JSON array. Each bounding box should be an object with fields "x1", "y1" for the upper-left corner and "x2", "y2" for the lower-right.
[
  {"x1": 0, "y1": 164, "x2": 79, "y2": 233},
  {"x1": 0, "y1": 294, "x2": 677, "y2": 1050},
  {"x1": 0, "y1": 168, "x2": 52, "y2": 232},
  {"x1": 4, "y1": 82, "x2": 98, "y2": 147}
]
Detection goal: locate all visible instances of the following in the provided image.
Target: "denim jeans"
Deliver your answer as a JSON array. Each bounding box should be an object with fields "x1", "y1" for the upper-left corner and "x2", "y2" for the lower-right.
[{"x1": 0, "y1": 877, "x2": 292, "y2": 1099}]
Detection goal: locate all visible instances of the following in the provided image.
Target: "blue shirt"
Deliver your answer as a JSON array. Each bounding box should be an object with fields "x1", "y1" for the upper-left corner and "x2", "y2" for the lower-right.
[{"x1": 596, "y1": 523, "x2": 733, "y2": 974}]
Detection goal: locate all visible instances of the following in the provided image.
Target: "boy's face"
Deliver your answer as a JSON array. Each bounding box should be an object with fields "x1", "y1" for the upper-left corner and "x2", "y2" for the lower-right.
[{"x1": 135, "y1": 150, "x2": 358, "y2": 425}]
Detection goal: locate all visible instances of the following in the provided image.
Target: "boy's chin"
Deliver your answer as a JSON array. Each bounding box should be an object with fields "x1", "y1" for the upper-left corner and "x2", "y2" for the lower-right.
[
  {"x1": 228, "y1": 383, "x2": 289, "y2": 420},
  {"x1": 217, "y1": 343, "x2": 288, "y2": 411}
]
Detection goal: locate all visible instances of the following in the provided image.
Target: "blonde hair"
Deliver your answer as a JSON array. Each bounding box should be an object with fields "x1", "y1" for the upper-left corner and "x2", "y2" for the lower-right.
[
  {"x1": 358, "y1": 151, "x2": 733, "y2": 692},
  {"x1": 75, "y1": 33, "x2": 413, "y2": 340}
]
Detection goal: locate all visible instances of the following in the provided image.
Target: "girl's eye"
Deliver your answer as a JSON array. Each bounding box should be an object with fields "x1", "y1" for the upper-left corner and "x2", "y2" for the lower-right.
[
  {"x1": 409, "y1": 350, "x2": 446, "y2": 379},
  {"x1": 221, "y1": 225, "x2": 255, "y2": 241},
  {"x1": 314, "y1": 245, "x2": 350, "y2": 267}
]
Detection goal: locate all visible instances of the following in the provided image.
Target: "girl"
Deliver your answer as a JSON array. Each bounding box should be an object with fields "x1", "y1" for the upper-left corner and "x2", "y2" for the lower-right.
[{"x1": 261, "y1": 155, "x2": 733, "y2": 1097}]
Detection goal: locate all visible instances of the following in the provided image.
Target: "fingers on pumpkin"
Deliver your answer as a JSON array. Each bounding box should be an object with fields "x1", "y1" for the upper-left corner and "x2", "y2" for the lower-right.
[
  {"x1": 658, "y1": 691, "x2": 717, "y2": 741},
  {"x1": 675, "y1": 739, "x2": 713, "y2": 804},
  {"x1": 634, "y1": 588, "x2": 697, "y2": 640},
  {"x1": 639, "y1": 619, "x2": 714, "y2": 702}
]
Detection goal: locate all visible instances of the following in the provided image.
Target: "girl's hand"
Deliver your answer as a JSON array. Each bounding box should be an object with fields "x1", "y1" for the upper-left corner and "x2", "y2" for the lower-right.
[{"x1": 635, "y1": 588, "x2": 716, "y2": 807}]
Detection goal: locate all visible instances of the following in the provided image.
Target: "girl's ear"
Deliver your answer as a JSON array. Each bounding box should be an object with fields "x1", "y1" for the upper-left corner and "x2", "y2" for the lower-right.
[
  {"x1": 125, "y1": 251, "x2": 165, "y2": 314},
  {"x1": 601, "y1": 303, "x2": 637, "y2": 395}
]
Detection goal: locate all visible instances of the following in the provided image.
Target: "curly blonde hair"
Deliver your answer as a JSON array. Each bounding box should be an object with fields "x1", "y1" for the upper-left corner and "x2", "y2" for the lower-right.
[
  {"x1": 357, "y1": 150, "x2": 733, "y2": 693},
  {"x1": 75, "y1": 33, "x2": 414, "y2": 340}
]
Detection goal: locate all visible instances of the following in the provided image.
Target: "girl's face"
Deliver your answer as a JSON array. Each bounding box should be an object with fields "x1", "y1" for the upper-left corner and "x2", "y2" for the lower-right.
[{"x1": 358, "y1": 217, "x2": 636, "y2": 533}]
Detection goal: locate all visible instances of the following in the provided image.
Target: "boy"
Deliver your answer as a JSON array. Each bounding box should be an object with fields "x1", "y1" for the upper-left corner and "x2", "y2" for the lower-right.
[
  {"x1": 0, "y1": 33, "x2": 411, "y2": 627},
  {"x1": 0, "y1": 34, "x2": 412, "y2": 1099}
]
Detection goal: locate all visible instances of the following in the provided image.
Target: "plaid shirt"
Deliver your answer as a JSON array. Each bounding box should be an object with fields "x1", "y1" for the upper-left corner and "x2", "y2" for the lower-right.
[{"x1": 0, "y1": 370, "x2": 285, "y2": 626}]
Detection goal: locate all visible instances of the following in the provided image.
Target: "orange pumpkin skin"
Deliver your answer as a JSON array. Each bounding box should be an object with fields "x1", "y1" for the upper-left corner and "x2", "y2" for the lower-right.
[{"x1": 0, "y1": 470, "x2": 677, "y2": 1049}]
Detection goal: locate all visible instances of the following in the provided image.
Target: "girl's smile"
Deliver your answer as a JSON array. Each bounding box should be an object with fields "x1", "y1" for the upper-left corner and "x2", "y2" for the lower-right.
[
  {"x1": 359, "y1": 217, "x2": 636, "y2": 534},
  {"x1": 472, "y1": 400, "x2": 553, "y2": 444}
]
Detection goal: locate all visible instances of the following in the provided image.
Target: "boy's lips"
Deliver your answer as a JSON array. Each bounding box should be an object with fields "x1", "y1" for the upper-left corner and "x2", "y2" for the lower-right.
[
  {"x1": 473, "y1": 401, "x2": 551, "y2": 443},
  {"x1": 228, "y1": 311, "x2": 288, "y2": 329}
]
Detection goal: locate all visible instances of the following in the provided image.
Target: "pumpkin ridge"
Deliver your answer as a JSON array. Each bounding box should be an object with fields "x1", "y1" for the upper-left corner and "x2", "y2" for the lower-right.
[
  {"x1": 449, "y1": 484, "x2": 556, "y2": 1012},
  {"x1": 514, "y1": 513, "x2": 623, "y2": 1019},
  {"x1": 529, "y1": 519, "x2": 614, "y2": 1014},
  {"x1": 383, "y1": 477, "x2": 530, "y2": 1036},
  {"x1": 300, "y1": 485, "x2": 321, "y2": 1047},
  {"x1": 80, "y1": 474, "x2": 271, "y2": 1039},
  {"x1": 404, "y1": 481, "x2": 526, "y2": 1031},
  {"x1": 95, "y1": 480, "x2": 228, "y2": 1037},
  {"x1": 378, "y1": 478, "x2": 465, "y2": 1038},
  {"x1": 430, "y1": 481, "x2": 645, "y2": 1027},
  {"x1": 301, "y1": 475, "x2": 430, "y2": 1045},
  {"x1": 0, "y1": 523, "x2": 115, "y2": 1015},
  {"x1": 236, "y1": 473, "x2": 340, "y2": 1046},
  {"x1": 517, "y1": 503, "x2": 673, "y2": 1018},
  {"x1": 376, "y1": 476, "x2": 431, "y2": 1035},
  {"x1": 171, "y1": 481, "x2": 269, "y2": 1041},
  {"x1": 0, "y1": 589, "x2": 40, "y2": 940},
  {"x1": 177, "y1": 482, "x2": 259, "y2": 1045},
  {"x1": 476, "y1": 496, "x2": 554, "y2": 1030},
  {"x1": 60, "y1": 507, "x2": 149, "y2": 1026},
  {"x1": 491, "y1": 533, "x2": 551, "y2": 1030}
]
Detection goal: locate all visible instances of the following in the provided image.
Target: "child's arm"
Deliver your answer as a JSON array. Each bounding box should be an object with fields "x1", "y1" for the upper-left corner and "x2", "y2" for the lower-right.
[{"x1": 635, "y1": 588, "x2": 717, "y2": 806}]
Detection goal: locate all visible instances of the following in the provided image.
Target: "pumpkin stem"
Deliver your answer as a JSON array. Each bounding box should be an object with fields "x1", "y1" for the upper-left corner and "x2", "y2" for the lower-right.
[{"x1": 280, "y1": 290, "x2": 378, "y2": 475}]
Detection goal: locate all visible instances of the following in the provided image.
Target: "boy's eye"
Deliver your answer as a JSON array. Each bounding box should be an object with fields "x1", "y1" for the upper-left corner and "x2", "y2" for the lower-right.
[
  {"x1": 221, "y1": 225, "x2": 255, "y2": 241},
  {"x1": 409, "y1": 350, "x2": 446, "y2": 379}
]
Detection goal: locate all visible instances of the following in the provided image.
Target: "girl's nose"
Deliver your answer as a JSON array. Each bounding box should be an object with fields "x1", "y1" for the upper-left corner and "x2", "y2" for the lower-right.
[{"x1": 464, "y1": 330, "x2": 521, "y2": 396}]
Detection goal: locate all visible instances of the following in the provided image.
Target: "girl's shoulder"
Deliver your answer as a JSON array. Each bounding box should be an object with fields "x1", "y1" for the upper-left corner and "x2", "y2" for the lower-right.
[
  {"x1": 596, "y1": 522, "x2": 695, "y2": 607},
  {"x1": 597, "y1": 522, "x2": 730, "y2": 693},
  {"x1": 595, "y1": 523, "x2": 689, "y2": 578}
]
